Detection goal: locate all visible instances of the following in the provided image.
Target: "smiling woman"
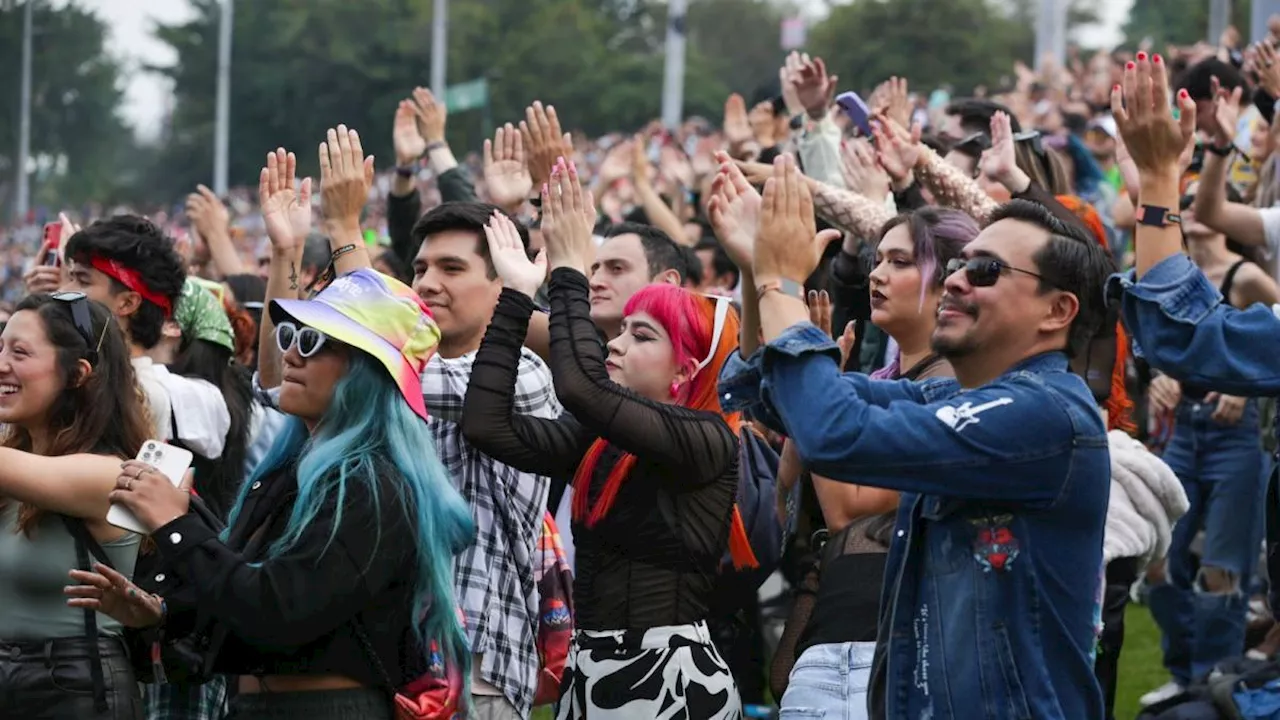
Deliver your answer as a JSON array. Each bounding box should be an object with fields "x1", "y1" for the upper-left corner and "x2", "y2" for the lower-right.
[{"x1": 0, "y1": 292, "x2": 151, "y2": 719}]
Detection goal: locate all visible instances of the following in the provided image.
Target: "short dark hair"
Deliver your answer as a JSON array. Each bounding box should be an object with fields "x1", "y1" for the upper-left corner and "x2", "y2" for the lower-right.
[
  {"x1": 987, "y1": 200, "x2": 1116, "y2": 359},
  {"x1": 411, "y1": 202, "x2": 529, "y2": 279},
  {"x1": 678, "y1": 245, "x2": 703, "y2": 287},
  {"x1": 601, "y1": 222, "x2": 685, "y2": 283},
  {"x1": 65, "y1": 215, "x2": 185, "y2": 350},
  {"x1": 1175, "y1": 58, "x2": 1247, "y2": 101},
  {"x1": 301, "y1": 232, "x2": 331, "y2": 273},
  {"x1": 945, "y1": 99, "x2": 1022, "y2": 136},
  {"x1": 712, "y1": 245, "x2": 740, "y2": 289}
]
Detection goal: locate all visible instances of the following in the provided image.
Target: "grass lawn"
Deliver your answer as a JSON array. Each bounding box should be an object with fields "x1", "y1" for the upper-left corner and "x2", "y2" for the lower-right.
[
  {"x1": 530, "y1": 603, "x2": 1169, "y2": 720},
  {"x1": 1116, "y1": 603, "x2": 1167, "y2": 720}
]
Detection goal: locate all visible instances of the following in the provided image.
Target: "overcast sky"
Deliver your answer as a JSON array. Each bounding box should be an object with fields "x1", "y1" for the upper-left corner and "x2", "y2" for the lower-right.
[{"x1": 77, "y1": 0, "x2": 1134, "y2": 141}]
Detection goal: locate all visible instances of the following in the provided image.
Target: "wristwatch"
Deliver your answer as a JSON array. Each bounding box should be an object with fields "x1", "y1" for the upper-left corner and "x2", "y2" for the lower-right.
[
  {"x1": 756, "y1": 277, "x2": 805, "y2": 299},
  {"x1": 789, "y1": 114, "x2": 807, "y2": 132},
  {"x1": 395, "y1": 165, "x2": 416, "y2": 179},
  {"x1": 1136, "y1": 204, "x2": 1182, "y2": 228},
  {"x1": 1205, "y1": 142, "x2": 1235, "y2": 157}
]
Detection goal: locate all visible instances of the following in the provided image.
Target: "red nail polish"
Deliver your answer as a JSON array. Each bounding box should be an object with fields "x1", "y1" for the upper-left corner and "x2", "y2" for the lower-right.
[
  {"x1": 1113, "y1": 84, "x2": 1120, "y2": 91},
  {"x1": 1154, "y1": 54, "x2": 1163, "y2": 64},
  {"x1": 1179, "y1": 89, "x2": 1189, "y2": 98},
  {"x1": 1126, "y1": 62, "x2": 1135, "y2": 70},
  {"x1": 1136, "y1": 51, "x2": 1147, "y2": 61}
]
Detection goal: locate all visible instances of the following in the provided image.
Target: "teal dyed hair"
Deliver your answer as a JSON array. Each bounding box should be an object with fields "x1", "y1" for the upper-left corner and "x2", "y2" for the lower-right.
[{"x1": 226, "y1": 351, "x2": 475, "y2": 684}]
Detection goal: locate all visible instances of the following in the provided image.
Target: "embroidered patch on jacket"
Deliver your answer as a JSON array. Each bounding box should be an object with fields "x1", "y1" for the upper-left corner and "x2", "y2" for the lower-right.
[
  {"x1": 934, "y1": 397, "x2": 1014, "y2": 432},
  {"x1": 970, "y1": 514, "x2": 1020, "y2": 572}
]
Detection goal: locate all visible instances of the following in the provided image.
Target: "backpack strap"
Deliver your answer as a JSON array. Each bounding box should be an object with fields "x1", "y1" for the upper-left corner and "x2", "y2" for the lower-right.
[{"x1": 60, "y1": 516, "x2": 113, "y2": 714}]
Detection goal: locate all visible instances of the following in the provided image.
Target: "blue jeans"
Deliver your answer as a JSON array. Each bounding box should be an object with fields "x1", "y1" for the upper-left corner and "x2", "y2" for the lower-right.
[
  {"x1": 778, "y1": 641, "x2": 876, "y2": 720},
  {"x1": 1149, "y1": 397, "x2": 1266, "y2": 685}
]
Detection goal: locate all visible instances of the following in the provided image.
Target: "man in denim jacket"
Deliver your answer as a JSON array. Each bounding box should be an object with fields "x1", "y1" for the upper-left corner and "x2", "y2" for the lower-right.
[{"x1": 720, "y1": 156, "x2": 1115, "y2": 719}]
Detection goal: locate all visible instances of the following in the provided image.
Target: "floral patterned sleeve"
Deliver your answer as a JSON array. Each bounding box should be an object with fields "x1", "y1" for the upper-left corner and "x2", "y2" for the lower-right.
[
  {"x1": 809, "y1": 180, "x2": 894, "y2": 239},
  {"x1": 913, "y1": 146, "x2": 999, "y2": 222}
]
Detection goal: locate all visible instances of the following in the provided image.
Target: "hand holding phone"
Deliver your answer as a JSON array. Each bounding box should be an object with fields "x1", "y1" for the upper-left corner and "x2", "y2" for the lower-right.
[
  {"x1": 836, "y1": 92, "x2": 873, "y2": 136},
  {"x1": 106, "y1": 440, "x2": 194, "y2": 534},
  {"x1": 41, "y1": 223, "x2": 61, "y2": 267}
]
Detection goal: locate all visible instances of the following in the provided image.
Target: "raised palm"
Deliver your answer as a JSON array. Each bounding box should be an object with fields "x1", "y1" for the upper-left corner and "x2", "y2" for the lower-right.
[
  {"x1": 707, "y1": 154, "x2": 761, "y2": 269},
  {"x1": 258, "y1": 148, "x2": 312, "y2": 252},
  {"x1": 393, "y1": 102, "x2": 427, "y2": 164},
  {"x1": 978, "y1": 112, "x2": 1018, "y2": 183}
]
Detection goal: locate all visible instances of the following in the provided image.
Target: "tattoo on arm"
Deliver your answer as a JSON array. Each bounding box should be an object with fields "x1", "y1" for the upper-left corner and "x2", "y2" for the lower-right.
[{"x1": 288, "y1": 262, "x2": 299, "y2": 291}]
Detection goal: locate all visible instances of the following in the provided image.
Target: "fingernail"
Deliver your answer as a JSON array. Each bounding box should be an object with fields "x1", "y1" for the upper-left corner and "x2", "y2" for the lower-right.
[
  {"x1": 1136, "y1": 52, "x2": 1147, "y2": 61},
  {"x1": 1179, "y1": 89, "x2": 1189, "y2": 98},
  {"x1": 1113, "y1": 84, "x2": 1120, "y2": 91},
  {"x1": 1126, "y1": 62, "x2": 1135, "y2": 70},
  {"x1": 1154, "y1": 54, "x2": 1163, "y2": 64},
  {"x1": 542, "y1": 183, "x2": 549, "y2": 195}
]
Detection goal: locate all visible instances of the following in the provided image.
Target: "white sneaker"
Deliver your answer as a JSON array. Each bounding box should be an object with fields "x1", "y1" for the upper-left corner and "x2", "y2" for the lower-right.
[{"x1": 1139, "y1": 680, "x2": 1185, "y2": 707}]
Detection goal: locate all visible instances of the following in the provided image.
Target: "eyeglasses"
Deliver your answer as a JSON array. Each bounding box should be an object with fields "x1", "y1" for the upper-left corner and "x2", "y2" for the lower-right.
[
  {"x1": 691, "y1": 294, "x2": 732, "y2": 377},
  {"x1": 945, "y1": 257, "x2": 1050, "y2": 288},
  {"x1": 274, "y1": 321, "x2": 328, "y2": 358},
  {"x1": 50, "y1": 291, "x2": 106, "y2": 365}
]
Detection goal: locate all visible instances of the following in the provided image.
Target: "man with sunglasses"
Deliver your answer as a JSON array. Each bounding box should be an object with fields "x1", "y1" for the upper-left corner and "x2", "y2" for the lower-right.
[{"x1": 720, "y1": 155, "x2": 1116, "y2": 719}]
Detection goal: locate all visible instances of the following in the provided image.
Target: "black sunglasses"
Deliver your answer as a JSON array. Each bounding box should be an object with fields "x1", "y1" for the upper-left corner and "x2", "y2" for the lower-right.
[
  {"x1": 50, "y1": 291, "x2": 105, "y2": 365},
  {"x1": 946, "y1": 257, "x2": 1052, "y2": 288}
]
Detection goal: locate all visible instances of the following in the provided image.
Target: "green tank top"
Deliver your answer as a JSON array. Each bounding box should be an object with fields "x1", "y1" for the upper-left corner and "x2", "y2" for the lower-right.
[{"x1": 0, "y1": 504, "x2": 140, "y2": 640}]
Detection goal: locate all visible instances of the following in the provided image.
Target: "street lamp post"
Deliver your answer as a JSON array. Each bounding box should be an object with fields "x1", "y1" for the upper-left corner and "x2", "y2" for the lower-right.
[
  {"x1": 15, "y1": 0, "x2": 32, "y2": 223},
  {"x1": 213, "y1": 0, "x2": 233, "y2": 195},
  {"x1": 431, "y1": 0, "x2": 446, "y2": 98},
  {"x1": 660, "y1": 0, "x2": 687, "y2": 130}
]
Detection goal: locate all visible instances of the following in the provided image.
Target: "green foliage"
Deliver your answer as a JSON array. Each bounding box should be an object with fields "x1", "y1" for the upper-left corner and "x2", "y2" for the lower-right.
[
  {"x1": 808, "y1": 0, "x2": 1033, "y2": 96},
  {"x1": 0, "y1": 1, "x2": 131, "y2": 216},
  {"x1": 1122, "y1": 0, "x2": 1253, "y2": 48}
]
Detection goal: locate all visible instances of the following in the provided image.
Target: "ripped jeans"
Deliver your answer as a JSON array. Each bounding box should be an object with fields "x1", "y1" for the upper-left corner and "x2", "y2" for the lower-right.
[{"x1": 1149, "y1": 397, "x2": 1267, "y2": 685}]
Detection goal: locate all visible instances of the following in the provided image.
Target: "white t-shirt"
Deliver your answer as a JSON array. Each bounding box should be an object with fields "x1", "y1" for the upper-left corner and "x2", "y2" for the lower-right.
[{"x1": 131, "y1": 357, "x2": 231, "y2": 458}]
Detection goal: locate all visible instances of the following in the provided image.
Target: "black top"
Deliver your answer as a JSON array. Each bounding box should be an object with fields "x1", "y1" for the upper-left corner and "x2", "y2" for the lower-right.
[
  {"x1": 461, "y1": 271, "x2": 739, "y2": 631},
  {"x1": 147, "y1": 459, "x2": 416, "y2": 686}
]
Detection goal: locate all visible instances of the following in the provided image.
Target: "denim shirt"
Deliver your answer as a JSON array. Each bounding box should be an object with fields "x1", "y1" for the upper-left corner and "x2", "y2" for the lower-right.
[
  {"x1": 718, "y1": 324, "x2": 1109, "y2": 720},
  {"x1": 1109, "y1": 253, "x2": 1280, "y2": 397}
]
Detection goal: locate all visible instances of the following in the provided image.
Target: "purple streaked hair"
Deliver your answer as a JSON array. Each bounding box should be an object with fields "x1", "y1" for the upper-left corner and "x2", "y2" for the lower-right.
[{"x1": 869, "y1": 207, "x2": 979, "y2": 380}]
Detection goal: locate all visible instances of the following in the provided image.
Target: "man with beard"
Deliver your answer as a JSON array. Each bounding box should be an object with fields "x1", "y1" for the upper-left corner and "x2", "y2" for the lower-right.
[{"x1": 719, "y1": 155, "x2": 1115, "y2": 720}]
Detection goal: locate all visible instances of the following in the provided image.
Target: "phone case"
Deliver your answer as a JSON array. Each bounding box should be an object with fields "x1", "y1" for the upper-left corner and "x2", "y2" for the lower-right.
[
  {"x1": 836, "y1": 92, "x2": 873, "y2": 134},
  {"x1": 106, "y1": 440, "x2": 195, "y2": 534}
]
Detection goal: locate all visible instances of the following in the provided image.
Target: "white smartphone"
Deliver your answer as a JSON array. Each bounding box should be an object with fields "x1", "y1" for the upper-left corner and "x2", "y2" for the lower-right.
[{"x1": 106, "y1": 440, "x2": 194, "y2": 534}]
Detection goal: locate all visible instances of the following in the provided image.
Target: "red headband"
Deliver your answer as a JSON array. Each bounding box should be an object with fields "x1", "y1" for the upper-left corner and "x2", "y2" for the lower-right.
[{"x1": 89, "y1": 256, "x2": 173, "y2": 316}]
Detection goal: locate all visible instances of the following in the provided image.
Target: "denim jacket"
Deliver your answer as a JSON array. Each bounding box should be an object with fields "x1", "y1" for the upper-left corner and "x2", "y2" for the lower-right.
[
  {"x1": 719, "y1": 324, "x2": 1109, "y2": 720},
  {"x1": 1109, "y1": 253, "x2": 1280, "y2": 397}
]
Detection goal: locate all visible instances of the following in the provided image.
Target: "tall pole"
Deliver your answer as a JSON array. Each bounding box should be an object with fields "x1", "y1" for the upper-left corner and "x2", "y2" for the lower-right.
[
  {"x1": 1033, "y1": 0, "x2": 1067, "y2": 72},
  {"x1": 660, "y1": 0, "x2": 687, "y2": 129},
  {"x1": 213, "y1": 0, "x2": 233, "y2": 195},
  {"x1": 1209, "y1": 0, "x2": 1232, "y2": 45},
  {"x1": 431, "y1": 0, "x2": 446, "y2": 98},
  {"x1": 15, "y1": 0, "x2": 32, "y2": 223}
]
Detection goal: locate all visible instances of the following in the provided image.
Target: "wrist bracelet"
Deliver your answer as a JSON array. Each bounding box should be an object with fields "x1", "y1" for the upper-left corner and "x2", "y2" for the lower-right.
[
  {"x1": 331, "y1": 243, "x2": 358, "y2": 262},
  {"x1": 395, "y1": 165, "x2": 416, "y2": 178},
  {"x1": 425, "y1": 141, "x2": 447, "y2": 153},
  {"x1": 1205, "y1": 143, "x2": 1234, "y2": 157}
]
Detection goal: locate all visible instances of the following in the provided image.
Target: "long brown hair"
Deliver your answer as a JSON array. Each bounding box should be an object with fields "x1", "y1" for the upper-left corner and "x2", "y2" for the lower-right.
[{"x1": 1, "y1": 295, "x2": 152, "y2": 535}]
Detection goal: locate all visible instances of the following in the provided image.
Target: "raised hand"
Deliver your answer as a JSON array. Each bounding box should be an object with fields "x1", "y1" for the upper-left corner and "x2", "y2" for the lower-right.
[
  {"x1": 66, "y1": 562, "x2": 163, "y2": 629},
  {"x1": 484, "y1": 123, "x2": 533, "y2": 212},
  {"x1": 979, "y1": 111, "x2": 1031, "y2": 192},
  {"x1": 872, "y1": 113, "x2": 922, "y2": 185},
  {"x1": 754, "y1": 154, "x2": 842, "y2": 284},
  {"x1": 520, "y1": 101, "x2": 573, "y2": 188},
  {"x1": 706, "y1": 151, "x2": 762, "y2": 270},
  {"x1": 541, "y1": 157, "x2": 596, "y2": 273},
  {"x1": 1204, "y1": 75, "x2": 1243, "y2": 147},
  {"x1": 841, "y1": 138, "x2": 890, "y2": 202},
  {"x1": 319, "y1": 125, "x2": 374, "y2": 226},
  {"x1": 882, "y1": 76, "x2": 911, "y2": 130},
  {"x1": 1111, "y1": 53, "x2": 1196, "y2": 176},
  {"x1": 259, "y1": 148, "x2": 313, "y2": 254},
  {"x1": 185, "y1": 184, "x2": 230, "y2": 243},
  {"x1": 1254, "y1": 41, "x2": 1280, "y2": 98},
  {"x1": 792, "y1": 53, "x2": 838, "y2": 120},
  {"x1": 483, "y1": 209, "x2": 546, "y2": 299},
  {"x1": 410, "y1": 87, "x2": 447, "y2": 144},
  {"x1": 723, "y1": 93, "x2": 754, "y2": 148},
  {"x1": 780, "y1": 52, "x2": 805, "y2": 118},
  {"x1": 807, "y1": 289, "x2": 832, "y2": 337},
  {"x1": 393, "y1": 100, "x2": 428, "y2": 166}
]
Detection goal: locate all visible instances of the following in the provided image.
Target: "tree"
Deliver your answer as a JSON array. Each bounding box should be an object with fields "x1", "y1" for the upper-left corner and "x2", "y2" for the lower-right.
[
  {"x1": 808, "y1": 0, "x2": 1033, "y2": 96},
  {"x1": 0, "y1": 1, "x2": 130, "y2": 217},
  {"x1": 1123, "y1": 0, "x2": 1253, "y2": 48}
]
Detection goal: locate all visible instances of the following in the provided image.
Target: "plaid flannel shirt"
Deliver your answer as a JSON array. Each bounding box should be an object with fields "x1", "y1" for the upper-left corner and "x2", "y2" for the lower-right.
[
  {"x1": 422, "y1": 348, "x2": 560, "y2": 717},
  {"x1": 252, "y1": 346, "x2": 559, "y2": 716},
  {"x1": 142, "y1": 677, "x2": 228, "y2": 720}
]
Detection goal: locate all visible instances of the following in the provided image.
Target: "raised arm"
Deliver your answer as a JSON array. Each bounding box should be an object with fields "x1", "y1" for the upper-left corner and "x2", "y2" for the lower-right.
[
  {"x1": 0, "y1": 449, "x2": 123, "y2": 521},
  {"x1": 541, "y1": 161, "x2": 736, "y2": 480},
  {"x1": 256, "y1": 149, "x2": 313, "y2": 389},
  {"x1": 461, "y1": 212, "x2": 591, "y2": 479}
]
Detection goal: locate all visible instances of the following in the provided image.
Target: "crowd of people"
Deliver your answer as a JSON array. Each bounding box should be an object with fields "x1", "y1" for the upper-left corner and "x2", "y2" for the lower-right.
[{"x1": 6, "y1": 21, "x2": 1280, "y2": 720}]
